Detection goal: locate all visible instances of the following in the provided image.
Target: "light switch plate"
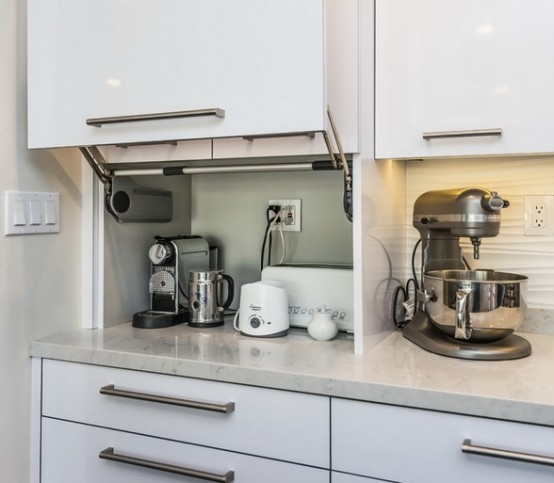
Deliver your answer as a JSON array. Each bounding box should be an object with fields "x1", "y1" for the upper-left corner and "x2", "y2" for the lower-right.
[{"x1": 4, "y1": 191, "x2": 60, "y2": 235}]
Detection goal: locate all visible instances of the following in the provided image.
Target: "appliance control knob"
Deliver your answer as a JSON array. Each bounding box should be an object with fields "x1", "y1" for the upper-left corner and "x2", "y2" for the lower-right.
[
  {"x1": 249, "y1": 317, "x2": 262, "y2": 329},
  {"x1": 482, "y1": 191, "x2": 505, "y2": 211},
  {"x1": 148, "y1": 242, "x2": 174, "y2": 265}
]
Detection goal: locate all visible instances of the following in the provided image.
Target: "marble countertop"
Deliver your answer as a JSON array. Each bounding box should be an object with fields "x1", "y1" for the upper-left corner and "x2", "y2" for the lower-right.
[{"x1": 29, "y1": 322, "x2": 554, "y2": 427}]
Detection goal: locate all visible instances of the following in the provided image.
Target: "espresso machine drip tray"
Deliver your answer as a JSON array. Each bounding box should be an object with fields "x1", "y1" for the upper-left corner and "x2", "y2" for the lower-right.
[
  {"x1": 132, "y1": 309, "x2": 188, "y2": 329},
  {"x1": 403, "y1": 312, "x2": 532, "y2": 361}
]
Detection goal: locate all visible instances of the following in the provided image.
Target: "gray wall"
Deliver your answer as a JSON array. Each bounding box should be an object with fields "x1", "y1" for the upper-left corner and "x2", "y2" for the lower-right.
[
  {"x1": 191, "y1": 170, "x2": 353, "y2": 309},
  {"x1": 103, "y1": 175, "x2": 191, "y2": 326},
  {"x1": 102, "y1": 169, "x2": 353, "y2": 321}
]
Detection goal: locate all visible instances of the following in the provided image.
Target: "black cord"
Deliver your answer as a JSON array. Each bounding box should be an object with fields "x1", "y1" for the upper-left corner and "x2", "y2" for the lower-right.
[
  {"x1": 343, "y1": 177, "x2": 353, "y2": 223},
  {"x1": 178, "y1": 284, "x2": 189, "y2": 311},
  {"x1": 260, "y1": 210, "x2": 276, "y2": 272},
  {"x1": 405, "y1": 278, "x2": 417, "y2": 301},
  {"x1": 266, "y1": 208, "x2": 274, "y2": 267},
  {"x1": 178, "y1": 283, "x2": 189, "y2": 300},
  {"x1": 392, "y1": 239, "x2": 421, "y2": 328},
  {"x1": 392, "y1": 285, "x2": 408, "y2": 328},
  {"x1": 411, "y1": 238, "x2": 422, "y2": 290}
]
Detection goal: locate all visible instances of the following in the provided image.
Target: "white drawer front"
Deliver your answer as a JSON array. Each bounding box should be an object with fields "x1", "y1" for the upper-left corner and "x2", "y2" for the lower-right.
[
  {"x1": 332, "y1": 398, "x2": 554, "y2": 483},
  {"x1": 332, "y1": 472, "x2": 378, "y2": 482},
  {"x1": 42, "y1": 417, "x2": 329, "y2": 483},
  {"x1": 42, "y1": 360, "x2": 329, "y2": 467}
]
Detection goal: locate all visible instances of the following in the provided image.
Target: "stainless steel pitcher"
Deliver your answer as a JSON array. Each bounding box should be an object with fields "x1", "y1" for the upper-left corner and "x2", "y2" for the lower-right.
[{"x1": 188, "y1": 270, "x2": 234, "y2": 327}]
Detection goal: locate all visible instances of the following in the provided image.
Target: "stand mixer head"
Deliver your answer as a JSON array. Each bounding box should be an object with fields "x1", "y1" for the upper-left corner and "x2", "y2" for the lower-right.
[
  {"x1": 404, "y1": 187, "x2": 531, "y2": 360},
  {"x1": 413, "y1": 187, "x2": 507, "y2": 274}
]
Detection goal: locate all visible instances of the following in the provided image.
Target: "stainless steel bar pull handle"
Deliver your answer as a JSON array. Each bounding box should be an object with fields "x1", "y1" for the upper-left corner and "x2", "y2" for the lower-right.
[
  {"x1": 462, "y1": 439, "x2": 554, "y2": 467},
  {"x1": 99, "y1": 447, "x2": 235, "y2": 482},
  {"x1": 423, "y1": 128, "x2": 502, "y2": 140},
  {"x1": 87, "y1": 107, "x2": 225, "y2": 127},
  {"x1": 99, "y1": 384, "x2": 235, "y2": 414},
  {"x1": 242, "y1": 131, "x2": 316, "y2": 141}
]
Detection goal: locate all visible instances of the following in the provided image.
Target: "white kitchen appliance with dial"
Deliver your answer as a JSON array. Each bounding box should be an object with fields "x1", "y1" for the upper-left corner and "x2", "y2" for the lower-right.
[{"x1": 234, "y1": 281, "x2": 289, "y2": 338}]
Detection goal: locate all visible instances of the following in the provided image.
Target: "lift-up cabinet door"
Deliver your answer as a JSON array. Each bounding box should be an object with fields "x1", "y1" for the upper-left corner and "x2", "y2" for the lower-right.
[
  {"x1": 28, "y1": 0, "x2": 325, "y2": 149},
  {"x1": 375, "y1": 0, "x2": 554, "y2": 159}
]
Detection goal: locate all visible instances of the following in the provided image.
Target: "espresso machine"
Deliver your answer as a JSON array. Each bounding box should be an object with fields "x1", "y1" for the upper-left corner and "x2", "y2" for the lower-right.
[
  {"x1": 404, "y1": 187, "x2": 532, "y2": 360},
  {"x1": 132, "y1": 236, "x2": 210, "y2": 328}
]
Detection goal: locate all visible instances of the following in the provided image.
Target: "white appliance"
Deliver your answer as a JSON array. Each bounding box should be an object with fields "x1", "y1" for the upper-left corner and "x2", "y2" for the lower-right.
[
  {"x1": 234, "y1": 281, "x2": 289, "y2": 338},
  {"x1": 261, "y1": 264, "x2": 353, "y2": 332}
]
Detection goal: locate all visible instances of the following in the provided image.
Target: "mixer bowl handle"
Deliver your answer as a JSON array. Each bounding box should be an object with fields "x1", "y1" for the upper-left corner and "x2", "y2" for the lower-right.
[{"x1": 455, "y1": 287, "x2": 473, "y2": 340}]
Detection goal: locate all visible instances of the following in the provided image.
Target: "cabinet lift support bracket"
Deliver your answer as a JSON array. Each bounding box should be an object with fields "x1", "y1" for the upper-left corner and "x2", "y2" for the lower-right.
[{"x1": 80, "y1": 146, "x2": 114, "y2": 195}]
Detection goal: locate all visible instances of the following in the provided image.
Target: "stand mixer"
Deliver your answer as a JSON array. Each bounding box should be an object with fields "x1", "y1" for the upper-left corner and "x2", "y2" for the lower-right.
[{"x1": 404, "y1": 187, "x2": 532, "y2": 360}]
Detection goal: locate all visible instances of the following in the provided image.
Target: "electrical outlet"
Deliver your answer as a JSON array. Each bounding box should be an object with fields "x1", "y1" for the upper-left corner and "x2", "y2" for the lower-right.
[
  {"x1": 524, "y1": 195, "x2": 554, "y2": 236},
  {"x1": 268, "y1": 199, "x2": 301, "y2": 232}
]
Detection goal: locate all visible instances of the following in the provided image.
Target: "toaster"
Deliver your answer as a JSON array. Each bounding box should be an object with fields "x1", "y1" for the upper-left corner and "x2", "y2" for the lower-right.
[{"x1": 261, "y1": 264, "x2": 353, "y2": 332}]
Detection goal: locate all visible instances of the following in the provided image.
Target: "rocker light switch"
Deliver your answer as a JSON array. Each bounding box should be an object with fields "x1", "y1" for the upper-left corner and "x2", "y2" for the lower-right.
[
  {"x1": 29, "y1": 200, "x2": 42, "y2": 225},
  {"x1": 13, "y1": 199, "x2": 26, "y2": 226},
  {"x1": 44, "y1": 199, "x2": 57, "y2": 225}
]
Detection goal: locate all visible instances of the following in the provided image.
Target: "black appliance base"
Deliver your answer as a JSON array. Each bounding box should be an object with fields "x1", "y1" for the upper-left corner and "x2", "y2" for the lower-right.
[{"x1": 132, "y1": 309, "x2": 188, "y2": 329}]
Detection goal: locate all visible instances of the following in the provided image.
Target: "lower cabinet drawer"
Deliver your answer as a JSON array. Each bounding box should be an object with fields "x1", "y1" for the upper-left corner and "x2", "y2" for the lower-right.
[
  {"x1": 332, "y1": 398, "x2": 554, "y2": 483},
  {"x1": 42, "y1": 417, "x2": 329, "y2": 483},
  {"x1": 42, "y1": 360, "x2": 329, "y2": 467}
]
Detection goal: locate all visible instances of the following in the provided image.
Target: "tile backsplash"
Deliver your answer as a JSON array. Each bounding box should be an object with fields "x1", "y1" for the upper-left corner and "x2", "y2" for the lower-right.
[{"x1": 406, "y1": 156, "x2": 554, "y2": 330}]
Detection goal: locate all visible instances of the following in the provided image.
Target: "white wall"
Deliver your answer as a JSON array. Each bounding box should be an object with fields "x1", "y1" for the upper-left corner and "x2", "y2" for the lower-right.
[
  {"x1": 406, "y1": 156, "x2": 554, "y2": 310},
  {"x1": 1, "y1": 1, "x2": 82, "y2": 481}
]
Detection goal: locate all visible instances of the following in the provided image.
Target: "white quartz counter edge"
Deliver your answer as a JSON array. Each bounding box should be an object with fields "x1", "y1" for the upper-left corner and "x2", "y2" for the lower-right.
[{"x1": 29, "y1": 323, "x2": 554, "y2": 427}]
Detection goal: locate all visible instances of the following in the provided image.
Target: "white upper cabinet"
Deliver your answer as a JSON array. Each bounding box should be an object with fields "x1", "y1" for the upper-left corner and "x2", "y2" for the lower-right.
[
  {"x1": 213, "y1": 0, "x2": 360, "y2": 158},
  {"x1": 376, "y1": 0, "x2": 554, "y2": 159},
  {"x1": 28, "y1": 0, "x2": 326, "y2": 149}
]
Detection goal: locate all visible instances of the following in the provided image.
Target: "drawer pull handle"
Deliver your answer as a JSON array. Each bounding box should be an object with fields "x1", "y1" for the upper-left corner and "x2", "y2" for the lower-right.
[
  {"x1": 242, "y1": 131, "x2": 316, "y2": 141},
  {"x1": 99, "y1": 447, "x2": 234, "y2": 482},
  {"x1": 422, "y1": 128, "x2": 502, "y2": 140},
  {"x1": 462, "y1": 439, "x2": 554, "y2": 467},
  {"x1": 86, "y1": 107, "x2": 225, "y2": 127},
  {"x1": 99, "y1": 384, "x2": 235, "y2": 414}
]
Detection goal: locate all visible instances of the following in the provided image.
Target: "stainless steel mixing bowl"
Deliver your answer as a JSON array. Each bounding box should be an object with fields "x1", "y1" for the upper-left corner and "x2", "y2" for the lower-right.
[{"x1": 423, "y1": 270, "x2": 528, "y2": 342}]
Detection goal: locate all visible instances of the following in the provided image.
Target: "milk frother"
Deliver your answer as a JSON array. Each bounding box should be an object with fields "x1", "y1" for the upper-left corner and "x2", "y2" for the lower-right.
[{"x1": 188, "y1": 270, "x2": 234, "y2": 327}]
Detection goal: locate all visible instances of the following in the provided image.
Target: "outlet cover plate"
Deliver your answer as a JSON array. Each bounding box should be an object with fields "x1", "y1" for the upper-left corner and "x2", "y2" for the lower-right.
[
  {"x1": 524, "y1": 195, "x2": 554, "y2": 236},
  {"x1": 268, "y1": 199, "x2": 301, "y2": 232}
]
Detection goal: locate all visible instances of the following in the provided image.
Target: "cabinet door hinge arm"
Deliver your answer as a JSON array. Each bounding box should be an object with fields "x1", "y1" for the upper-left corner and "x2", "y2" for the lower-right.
[{"x1": 79, "y1": 146, "x2": 113, "y2": 194}]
